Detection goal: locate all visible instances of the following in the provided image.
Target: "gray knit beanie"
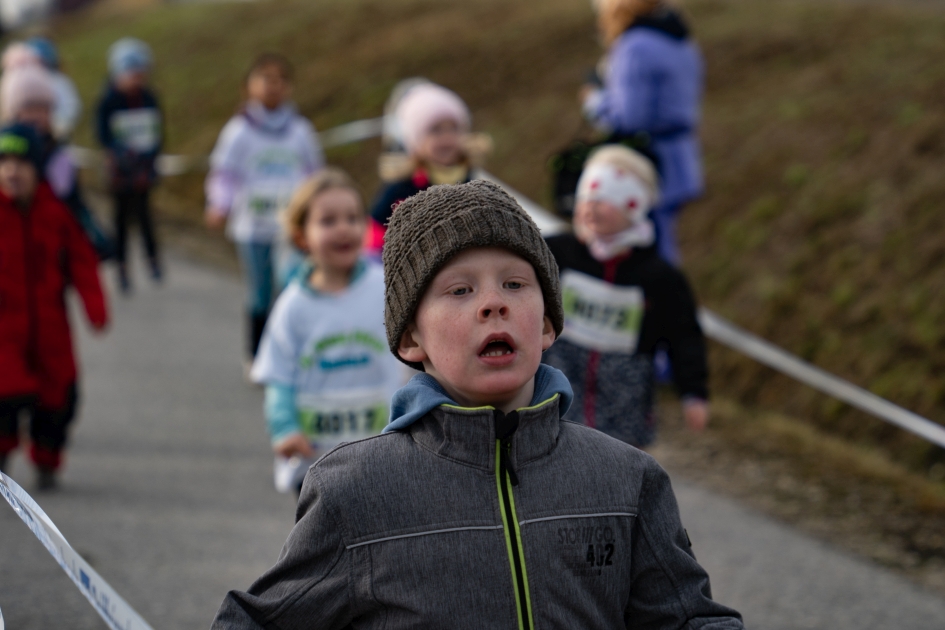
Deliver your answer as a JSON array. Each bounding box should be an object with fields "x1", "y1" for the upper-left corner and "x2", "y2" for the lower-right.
[{"x1": 383, "y1": 180, "x2": 563, "y2": 369}]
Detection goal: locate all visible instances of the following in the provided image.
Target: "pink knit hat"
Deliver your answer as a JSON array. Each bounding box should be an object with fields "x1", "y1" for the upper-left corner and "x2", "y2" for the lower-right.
[
  {"x1": 395, "y1": 83, "x2": 471, "y2": 153},
  {"x1": 1, "y1": 43, "x2": 41, "y2": 71},
  {"x1": 1, "y1": 66, "x2": 56, "y2": 122}
]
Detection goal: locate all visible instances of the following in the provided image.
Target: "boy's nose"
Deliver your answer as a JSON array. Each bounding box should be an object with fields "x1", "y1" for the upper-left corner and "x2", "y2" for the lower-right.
[{"x1": 478, "y1": 289, "x2": 509, "y2": 321}]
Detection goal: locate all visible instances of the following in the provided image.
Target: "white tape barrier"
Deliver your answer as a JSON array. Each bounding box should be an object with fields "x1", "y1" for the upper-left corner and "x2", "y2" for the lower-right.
[
  {"x1": 69, "y1": 116, "x2": 388, "y2": 177},
  {"x1": 474, "y1": 169, "x2": 569, "y2": 237},
  {"x1": 319, "y1": 116, "x2": 386, "y2": 150},
  {"x1": 698, "y1": 310, "x2": 945, "y2": 450},
  {"x1": 0, "y1": 472, "x2": 154, "y2": 630},
  {"x1": 71, "y1": 115, "x2": 945, "y2": 449}
]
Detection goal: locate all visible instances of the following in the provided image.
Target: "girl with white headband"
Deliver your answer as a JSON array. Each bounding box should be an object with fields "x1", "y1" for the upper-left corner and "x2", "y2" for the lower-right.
[{"x1": 543, "y1": 144, "x2": 709, "y2": 448}]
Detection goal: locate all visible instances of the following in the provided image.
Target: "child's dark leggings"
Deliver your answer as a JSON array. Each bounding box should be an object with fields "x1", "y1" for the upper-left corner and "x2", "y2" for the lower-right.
[
  {"x1": 0, "y1": 384, "x2": 79, "y2": 471},
  {"x1": 114, "y1": 190, "x2": 158, "y2": 264}
]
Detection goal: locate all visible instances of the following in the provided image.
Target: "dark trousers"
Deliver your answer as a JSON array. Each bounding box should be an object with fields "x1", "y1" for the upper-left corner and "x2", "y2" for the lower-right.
[
  {"x1": 114, "y1": 190, "x2": 158, "y2": 265},
  {"x1": 0, "y1": 384, "x2": 79, "y2": 470}
]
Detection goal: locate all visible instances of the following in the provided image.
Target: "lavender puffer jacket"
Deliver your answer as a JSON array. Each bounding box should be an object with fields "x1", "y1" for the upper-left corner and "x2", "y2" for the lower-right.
[{"x1": 592, "y1": 19, "x2": 705, "y2": 207}]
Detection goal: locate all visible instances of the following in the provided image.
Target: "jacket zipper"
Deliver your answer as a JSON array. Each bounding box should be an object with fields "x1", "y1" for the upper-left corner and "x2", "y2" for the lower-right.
[{"x1": 494, "y1": 410, "x2": 533, "y2": 630}]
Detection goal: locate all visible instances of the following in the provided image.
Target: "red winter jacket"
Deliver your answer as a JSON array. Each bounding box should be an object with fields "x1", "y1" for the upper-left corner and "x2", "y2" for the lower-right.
[{"x1": 0, "y1": 184, "x2": 108, "y2": 409}]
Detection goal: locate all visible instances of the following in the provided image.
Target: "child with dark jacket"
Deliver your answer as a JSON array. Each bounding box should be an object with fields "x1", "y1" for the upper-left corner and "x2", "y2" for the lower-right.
[
  {"x1": 95, "y1": 38, "x2": 164, "y2": 293},
  {"x1": 212, "y1": 180, "x2": 742, "y2": 629},
  {"x1": 543, "y1": 145, "x2": 708, "y2": 448},
  {"x1": 0, "y1": 124, "x2": 109, "y2": 490}
]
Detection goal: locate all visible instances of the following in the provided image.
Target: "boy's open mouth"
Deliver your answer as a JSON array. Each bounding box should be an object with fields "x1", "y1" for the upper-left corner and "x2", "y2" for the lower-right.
[{"x1": 479, "y1": 334, "x2": 515, "y2": 358}]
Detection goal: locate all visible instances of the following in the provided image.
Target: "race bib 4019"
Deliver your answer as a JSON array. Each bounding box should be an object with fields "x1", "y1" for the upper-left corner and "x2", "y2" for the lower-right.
[{"x1": 560, "y1": 270, "x2": 644, "y2": 354}]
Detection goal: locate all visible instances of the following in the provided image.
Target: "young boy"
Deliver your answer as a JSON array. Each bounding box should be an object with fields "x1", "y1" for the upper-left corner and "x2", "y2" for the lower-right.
[
  {"x1": 544, "y1": 145, "x2": 709, "y2": 448},
  {"x1": 212, "y1": 181, "x2": 743, "y2": 629},
  {"x1": 251, "y1": 168, "x2": 403, "y2": 494},
  {"x1": 96, "y1": 37, "x2": 164, "y2": 293},
  {"x1": 0, "y1": 123, "x2": 109, "y2": 490},
  {"x1": 205, "y1": 53, "x2": 324, "y2": 360}
]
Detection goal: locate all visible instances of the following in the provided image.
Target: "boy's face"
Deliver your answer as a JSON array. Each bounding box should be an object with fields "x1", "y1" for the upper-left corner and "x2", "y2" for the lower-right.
[
  {"x1": 0, "y1": 156, "x2": 38, "y2": 206},
  {"x1": 417, "y1": 118, "x2": 463, "y2": 168},
  {"x1": 115, "y1": 69, "x2": 149, "y2": 93},
  {"x1": 247, "y1": 65, "x2": 291, "y2": 110},
  {"x1": 399, "y1": 247, "x2": 556, "y2": 410},
  {"x1": 16, "y1": 101, "x2": 52, "y2": 134},
  {"x1": 300, "y1": 187, "x2": 365, "y2": 272}
]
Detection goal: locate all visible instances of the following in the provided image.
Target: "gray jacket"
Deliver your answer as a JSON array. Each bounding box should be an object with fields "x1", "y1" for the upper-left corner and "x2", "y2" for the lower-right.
[{"x1": 212, "y1": 369, "x2": 743, "y2": 629}]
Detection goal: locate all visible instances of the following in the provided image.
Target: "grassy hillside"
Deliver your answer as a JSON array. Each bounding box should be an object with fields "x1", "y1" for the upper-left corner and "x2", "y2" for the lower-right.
[{"x1": 17, "y1": 0, "x2": 945, "y2": 473}]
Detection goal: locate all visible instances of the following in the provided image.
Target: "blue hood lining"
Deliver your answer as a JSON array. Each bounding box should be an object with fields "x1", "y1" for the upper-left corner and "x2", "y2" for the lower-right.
[{"x1": 383, "y1": 364, "x2": 574, "y2": 433}]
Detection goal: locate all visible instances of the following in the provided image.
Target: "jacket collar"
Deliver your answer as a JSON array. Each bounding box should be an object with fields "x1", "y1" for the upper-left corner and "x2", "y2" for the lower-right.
[
  {"x1": 384, "y1": 363, "x2": 573, "y2": 433},
  {"x1": 629, "y1": 8, "x2": 690, "y2": 41},
  {"x1": 411, "y1": 393, "x2": 563, "y2": 473},
  {"x1": 243, "y1": 101, "x2": 296, "y2": 135},
  {"x1": 0, "y1": 182, "x2": 54, "y2": 213},
  {"x1": 384, "y1": 363, "x2": 574, "y2": 471}
]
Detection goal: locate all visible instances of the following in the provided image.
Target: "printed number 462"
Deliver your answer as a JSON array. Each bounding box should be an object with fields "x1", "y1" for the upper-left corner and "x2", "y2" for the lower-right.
[{"x1": 586, "y1": 543, "x2": 614, "y2": 567}]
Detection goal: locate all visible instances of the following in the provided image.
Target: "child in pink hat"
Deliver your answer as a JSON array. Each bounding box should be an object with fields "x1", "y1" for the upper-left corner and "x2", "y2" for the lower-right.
[
  {"x1": 1, "y1": 66, "x2": 114, "y2": 260},
  {"x1": 365, "y1": 82, "x2": 488, "y2": 257}
]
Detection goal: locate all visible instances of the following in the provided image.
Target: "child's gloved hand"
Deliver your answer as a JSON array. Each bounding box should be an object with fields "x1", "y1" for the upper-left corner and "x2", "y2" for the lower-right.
[
  {"x1": 683, "y1": 399, "x2": 709, "y2": 433},
  {"x1": 274, "y1": 433, "x2": 315, "y2": 459}
]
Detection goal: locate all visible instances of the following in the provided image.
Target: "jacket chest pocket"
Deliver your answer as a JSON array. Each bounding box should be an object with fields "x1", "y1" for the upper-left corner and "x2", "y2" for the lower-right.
[{"x1": 519, "y1": 513, "x2": 637, "y2": 624}]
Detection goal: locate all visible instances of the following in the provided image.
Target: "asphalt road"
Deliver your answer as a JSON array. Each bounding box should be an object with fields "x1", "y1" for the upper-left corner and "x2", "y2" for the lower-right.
[{"x1": 2, "y1": 253, "x2": 945, "y2": 629}]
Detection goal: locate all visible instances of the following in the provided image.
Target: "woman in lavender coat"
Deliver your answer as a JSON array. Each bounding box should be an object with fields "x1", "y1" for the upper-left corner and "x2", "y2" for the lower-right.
[{"x1": 582, "y1": 0, "x2": 704, "y2": 265}]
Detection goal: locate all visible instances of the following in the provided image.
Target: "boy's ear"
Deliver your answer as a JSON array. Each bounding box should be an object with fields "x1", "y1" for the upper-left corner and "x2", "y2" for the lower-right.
[
  {"x1": 397, "y1": 324, "x2": 428, "y2": 364},
  {"x1": 540, "y1": 315, "x2": 556, "y2": 352}
]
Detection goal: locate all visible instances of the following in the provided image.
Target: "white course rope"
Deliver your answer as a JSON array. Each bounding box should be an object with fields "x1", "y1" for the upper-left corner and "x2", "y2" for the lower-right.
[
  {"x1": 0, "y1": 472, "x2": 155, "y2": 630},
  {"x1": 698, "y1": 310, "x2": 945, "y2": 449},
  {"x1": 69, "y1": 117, "x2": 945, "y2": 449},
  {"x1": 69, "y1": 117, "x2": 388, "y2": 177}
]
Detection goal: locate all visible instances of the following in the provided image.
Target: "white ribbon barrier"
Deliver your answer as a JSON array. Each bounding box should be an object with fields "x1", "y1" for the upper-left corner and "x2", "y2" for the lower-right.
[
  {"x1": 698, "y1": 310, "x2": 945, "y2": 450},
  {"x1": 0, "y1": 472, "x2": 154, "y2": 630},
  {"x1": 69, "y1": 117, "x2": 388, "y2": 177},
  {"x1": 70, "y1": 116, "x2": 945, "y2": 449}
]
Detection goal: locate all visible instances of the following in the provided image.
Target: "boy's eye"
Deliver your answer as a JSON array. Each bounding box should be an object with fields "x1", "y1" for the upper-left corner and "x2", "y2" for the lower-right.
[
  {"x1": 450, "y1": 287, "x2": 470, "y2": 296},
  {"x1": 505, "y1": 281, "x2": 523, "y2": 290}
]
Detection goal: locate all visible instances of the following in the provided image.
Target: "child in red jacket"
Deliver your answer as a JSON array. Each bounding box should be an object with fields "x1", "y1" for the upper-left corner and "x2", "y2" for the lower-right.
[{"x1": 0, "y1": 123, "x2": 109, "y2": 490}]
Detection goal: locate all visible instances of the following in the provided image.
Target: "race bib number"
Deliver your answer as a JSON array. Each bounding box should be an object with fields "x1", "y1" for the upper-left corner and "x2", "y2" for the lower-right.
[
  {"x1": 110, "y1": 109, "x2": 161, "y2": 153},
  {"x1": 295, "y1": 390, "x2": 390, "y2": 451},
  {"x1": 560, "y1": 270, "x2": 644, "y2": 354},
  {"x1": 272, "y1": 390, "x2": 389, "y2": 494},
  {"x1": 245, "y1": 181, "x2": 292, "y2": 218}
]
